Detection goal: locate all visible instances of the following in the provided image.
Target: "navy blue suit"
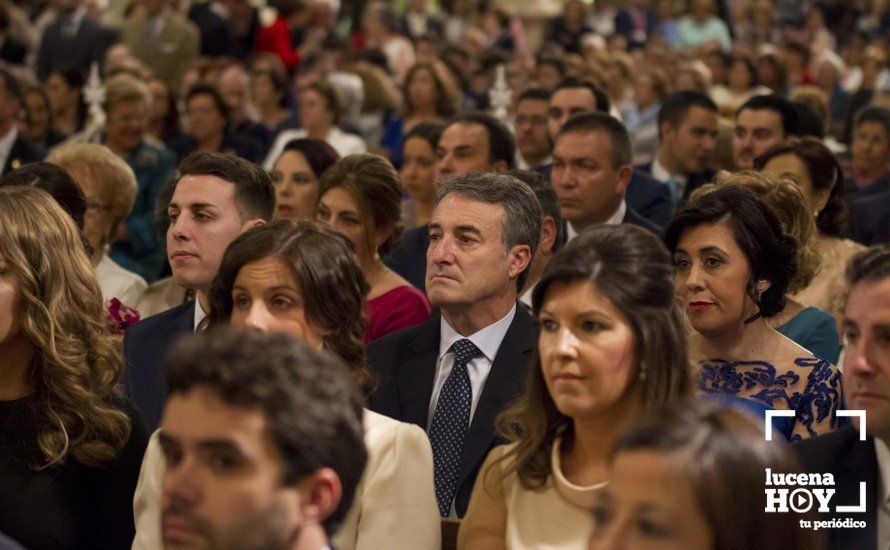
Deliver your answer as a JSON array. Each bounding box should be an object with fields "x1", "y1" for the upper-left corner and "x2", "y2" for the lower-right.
[
  {"x1": 367, "y1": 307, "x2": 538, "y2": 517},
  {"x1": 538, "y1": 163, "x2": 672, "y2": 229},
  {"x1": 2, "y1": 135, "x2": 45, "y2": 176},
  {"x1": 850, "y1": 191, "x2": 890, "y2": 246},
  {"x1": 385, "y1": 223, "x2": 430, "y2": 292},
  {"x1": 635, "y1": 161, "x2": 715, "y2": 206},
  {"x1": 794, "y1": 426, "x2": 878, "y2": 550},
  {"x1": 123, "y1": 301, "x2": 195, "y2": 431}
]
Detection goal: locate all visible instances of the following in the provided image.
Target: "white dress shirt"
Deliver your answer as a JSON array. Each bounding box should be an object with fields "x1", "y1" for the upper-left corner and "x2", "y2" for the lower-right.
[
  {"x1": 651, "y1": 156, "x2": 688, "y2": 200},
  {"x1": 193, "y1": 298, "x2": 207, "y2": 332},
  {"x1": 566, "y1": 200, "x2": 627, "y2": 243},
  {"x1": 876, "y1": 437, "x2": 890, "y2": 550},
  {"x1": 426, "y1": 304, "x2": 517, "y2": 432}
]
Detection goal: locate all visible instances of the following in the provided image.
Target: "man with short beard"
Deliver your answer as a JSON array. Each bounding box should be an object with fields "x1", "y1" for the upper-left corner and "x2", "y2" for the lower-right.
[{"x1": 158, "y1": 330, "x2": 366, "y2": 550}]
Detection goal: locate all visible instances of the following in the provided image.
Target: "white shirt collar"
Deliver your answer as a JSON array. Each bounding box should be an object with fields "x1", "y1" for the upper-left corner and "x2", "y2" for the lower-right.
[
  {"x1": 515, "y1": 151, "x2": 551, "y2": 171},
  {"x1": 439, "y1": 303, "x2": 517, "y2": 362},
  {"x1": 651, "y1": 156, "x2": 687, "y2": 186},
  {"x1": 876, "y1": 437, "x2": 890, "y2": 507},
  {"x1": 193, "y1": 298, "x2": 207, "y2": 332},
  {"x1": 566, "y1": 200, "x2": 626, "y2": 242}
]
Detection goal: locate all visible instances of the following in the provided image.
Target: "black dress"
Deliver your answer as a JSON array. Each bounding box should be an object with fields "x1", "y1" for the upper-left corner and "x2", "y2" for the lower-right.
[{"x1": 0, "y1": 394, "x2": 149, "y2": 550}]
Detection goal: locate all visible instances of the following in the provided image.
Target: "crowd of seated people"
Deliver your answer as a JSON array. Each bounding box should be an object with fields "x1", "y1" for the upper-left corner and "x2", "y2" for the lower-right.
[{"x1": 2, "y1": 0, "x2": 890, "y2": 549}]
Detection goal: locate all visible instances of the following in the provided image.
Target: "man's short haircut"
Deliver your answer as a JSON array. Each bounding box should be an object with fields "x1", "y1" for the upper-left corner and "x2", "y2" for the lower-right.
[
  {"x1": 737, "y1": 94, "x2": 801, "y2": 137},
  {"x1": 164, "y1": 329, "x2": 366, "y2": 536},
  {"x1": 446, "y1": 111, "x2": 516, "y2": 170},
  {"x1": 854, "y1": 106, "x2": 890, "y2": 138},
  {"x1": 536, "y1": 55, "x2": 566, "y2": 78},
  {"x1": 657, "y1": 91, "x2": 718, "y2": 139},
  {"x1": 176, "y1": 152, "x2": 276, "y2": 222},
  {"x1": 557, "y1": 112, "x2": 633, "y2": 169},
  {"x1": 434, "y1": 172, "x2": 543, "y2": 290},
  {"x1": 846, "y1": 245, "x2": 890, "y2": 288},
  {"x1": 552, "y1": 77, "x2": 611, "y2": 114},
  {"x1": 518, "y1": 88, "x2": 552, "y2": 103},
  {"x1": 506, "y1": 169, "x2": 566, "y2": 252}
]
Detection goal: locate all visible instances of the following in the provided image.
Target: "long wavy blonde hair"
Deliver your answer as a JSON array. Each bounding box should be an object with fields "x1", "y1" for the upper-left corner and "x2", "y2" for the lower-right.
[{"x1": 0, "y1": 187, "x2": 131, "y2": 468}]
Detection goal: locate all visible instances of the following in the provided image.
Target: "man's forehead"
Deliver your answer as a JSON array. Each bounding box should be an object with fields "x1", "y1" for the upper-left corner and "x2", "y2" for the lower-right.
[
  {"x1": 848, "y1": 278, "x2": 890, "y2": 317},
  {"x1": 736, "y1": 108, "x2": 782, "y2": 129},
  {"x1": 440, "y1": 122, "x2": 489, "y2": 145},
  {"x1": 682, "y1": 106, "x2": 718, "y2": 126},
  {"x1": 171, "y1": 174, "x2": 238, "y2": 207},
  {"x1": 161, "y1": 388, "x2": 271, "y2": 446},
  {"x1": 555, "y1": 130, "x2": 609, "y2": 154},
  {"x1": 551, "y1": 88, "x2": 596, "y2": 110},
  {"x1": 432, "y1": 193, "x2": 505, "y2": 227},
  {"x1": 518, "y1": 98, "x2": 549, "y2": 112}
]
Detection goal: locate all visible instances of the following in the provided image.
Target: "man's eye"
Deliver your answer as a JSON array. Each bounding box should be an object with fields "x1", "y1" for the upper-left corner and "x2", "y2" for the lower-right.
[
  {"x1": 161, "y1": 447, "x2": 182, "y2": 466},
  {"x1": 210, "y1": 453, "x2": 240, "y2": 472}
]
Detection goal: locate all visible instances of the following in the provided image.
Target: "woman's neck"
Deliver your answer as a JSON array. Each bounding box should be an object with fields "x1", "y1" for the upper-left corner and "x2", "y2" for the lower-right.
[
  {"x1": 258, "y1": 102, "x2": 285, "y2": 123},
  {"x1": 562, "y1": 405, "x2": 640, "y2": 486},
  {"x1": 409, "y1": 105, "x2": 438, "y2": 120},
  {"x1": 0, "y1": 337, "x2": 34, "y2": 401},
  {"x1": 54, "y1": 107, "x2": 78, "y2": 134},
  {"x1": 690, "y1": 318, "x2": 778, "y2": 361},
  {"x1": 306, "y1": 123, "x2": 330, "y2": 140}
]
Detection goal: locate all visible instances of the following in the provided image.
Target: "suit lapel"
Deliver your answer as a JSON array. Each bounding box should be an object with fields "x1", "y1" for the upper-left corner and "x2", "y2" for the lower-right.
[
  {"x1": 395, "y1": 319, "x2": 440, "y2": 428},
  {"x1": 456, "y1": 307, "x2": 536, "y2": 490},
  {"x1": 835, "y1": 432, "x2": 878, "y2": 549},
  {"x1": 3, "y1": 138, "x2": 22, "y2": 175}
]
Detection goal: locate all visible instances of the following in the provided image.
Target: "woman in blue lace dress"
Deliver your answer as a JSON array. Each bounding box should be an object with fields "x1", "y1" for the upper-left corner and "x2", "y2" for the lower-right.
[{"x1": 665, "y1": 185, "x2": 844, "y2": 441}]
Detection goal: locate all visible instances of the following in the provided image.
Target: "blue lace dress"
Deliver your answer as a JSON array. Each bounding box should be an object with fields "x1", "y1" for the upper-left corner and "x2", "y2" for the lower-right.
[{"x1": 697, "y1": 356, "x2": 844, "y2": 442}]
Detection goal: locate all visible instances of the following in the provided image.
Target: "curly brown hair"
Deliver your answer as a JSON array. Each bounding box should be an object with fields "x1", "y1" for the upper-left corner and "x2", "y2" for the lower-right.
[{"x1": 0, "y1": 186, "x2": 131, "y2": 468}]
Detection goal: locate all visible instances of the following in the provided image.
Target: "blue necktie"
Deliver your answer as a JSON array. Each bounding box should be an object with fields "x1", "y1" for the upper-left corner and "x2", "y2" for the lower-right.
[
  {"x1": 429, "y1": 338, "x2": 481, "y2": 516},
  {"x1": 665, "y1": 177, "x2": 680, "y2": 207}
]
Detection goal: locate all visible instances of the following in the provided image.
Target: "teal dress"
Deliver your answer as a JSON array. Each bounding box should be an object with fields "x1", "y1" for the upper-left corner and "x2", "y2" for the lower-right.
[{"x1": 776, "y1": 306, "x2": 840, "y2": 365}]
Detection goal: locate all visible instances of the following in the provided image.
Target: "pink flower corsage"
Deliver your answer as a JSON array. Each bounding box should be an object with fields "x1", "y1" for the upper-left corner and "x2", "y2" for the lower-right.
[{"x1": 105, "y1": 298, "x2": 141, "y2": 335}]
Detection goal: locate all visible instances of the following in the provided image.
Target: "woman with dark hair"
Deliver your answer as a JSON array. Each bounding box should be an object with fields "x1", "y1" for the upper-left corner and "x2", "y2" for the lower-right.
[
  {"x1": 145, "y1": 78, "x2": 181, "y2": 145},
  {"x1": 459, "y1": 224, "x2": 691, "y2": 549},
  {"x1": 133, "y1": 220, "x2": 440, "y2": 550},
  {"x1": 270, "y1": 138, "x2": 340, "y2": 220},
  {"x1": 380, "y1": 60, "x2": 460, "y2": 168},
  {"x1": 756, "y1": 138, "x2": 866, "y2": 324},
  {"x1": 168, "y1": 84, "x2": 265, "y2": 164},
  {"x1": 0, "y1": 187, "x2": 148, "y2": 550},
  {"x1": 692, "y1": 171, "x2": 840, "y2": 364},
  {"x1": 316, "y1": 154, "x2": 431, "y2": 343},
  {"x1": 45, "y1": 69, "x2": 87, "y2": 137},
  {"x1": 664, "y1": 185, "x2": 843, "y2": 441},
  {"x1": 589, "y1": 402, "x2": 823, "y2": 550},
  {"x1": 400, "y1": 122, "x2": 444, "y2": 228}
]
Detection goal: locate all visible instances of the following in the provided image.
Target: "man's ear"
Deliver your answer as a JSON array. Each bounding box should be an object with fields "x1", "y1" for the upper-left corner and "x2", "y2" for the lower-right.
[
  {"x1": 616, "y1": 164, "x2": 633, "y2": 194},
  {"x1": 241, "y1": 218, "x2": 267, "y2": 232},
  {"x1": 540, "y1": 216, "x2": 557, "y2": 255},
  {"x1": 493, "y1": 159, "x2": 509, "y2": 173},
  {"x1": 507, "y1": 244, "x2": 532, "y2": 280},
  {"x1": 296, "y1": 467, "x2": 342, "y2": 530}
]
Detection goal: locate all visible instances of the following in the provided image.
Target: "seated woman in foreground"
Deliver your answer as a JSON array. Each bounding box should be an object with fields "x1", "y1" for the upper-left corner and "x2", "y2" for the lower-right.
[{"x1": 459, "y1": 224, "x2": 691, "y2": 550}]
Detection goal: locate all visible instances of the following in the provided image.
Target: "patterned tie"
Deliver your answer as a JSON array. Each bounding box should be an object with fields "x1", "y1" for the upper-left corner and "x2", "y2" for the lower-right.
[{"x1": 428, "y1": 338, "x2": 481, "y2": 516}]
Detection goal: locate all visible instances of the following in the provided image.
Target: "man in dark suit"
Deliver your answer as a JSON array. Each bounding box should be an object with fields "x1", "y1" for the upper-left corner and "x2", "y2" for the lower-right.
[
  {"x1": 0, "y1": 69, "x2": 44, "y2": 176},
  {"x1": 544, "y1": 78, "x2": 672, "y2": 227},
  {"x1": 733, "y1": 94, "x2": 799, "y2": 170},
  {"x1": 385, "y1": 111, "x2": 515, "y2": 290},
  {"x1": 552, "y1": 112, "x2": 661, "y2": 241},
  {"x1": 614, "y1": 0, "x2": 658, "y2": 50},
  {"x1": 36, "y1": 0, "x2": 116, "y2": 81},
  {"x1": 123, "y1": 152, "x2": 275, "y2": 430},
  {"x1": 850, "y1": 192, "x2": 890, "y2": 246},
  {"x1": 636, "y1": 91, "x2": 719, "y2": 208},
  {"x1": 795, "y1": 246, "x2": 890, "y2": 549},
  {"x1": 369, "y1": 172, "x2": 542, "y2": 518},
  {"x1": 188, "y1": 0, "x2": 237, "y2": 58}
]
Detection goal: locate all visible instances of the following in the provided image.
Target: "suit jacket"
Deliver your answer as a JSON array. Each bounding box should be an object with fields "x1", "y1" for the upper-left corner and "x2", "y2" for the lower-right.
[
  {"x1": 2, "y1": 135, "x2": 45, "y2": 176},
  {"x1": 188, "y1": 2, "x2": 236, "y2": 57},
  {"x1": 367, "y1": 307, "x2": 538, "y2": 517},
  {"x1": 635, "y1": 161, "x2": 715, "y2": 205},
  {"x1": 794, "y1": 425, "x2": 878, "y2": 550},
  {"x1": 614, "y1": 9, "x2": 659, "y2": 48},
  {"x1": 850, "y1": 191, "x2": 890, "y2": 246},
  {"x1": 0, "y1": 37, "x2": 26, "y2": 65},
  {"x1": 36, "y1": 15, "x2": 116, "y2": 81},
  {"x1": 623, "y1": 206, "x2": 661, "y2": 234},
  {"x1": 384, "y1": 223, "x2": 429, "y2": 292},
  {"x1": 123, "y1": 301, "x2": 195, "y2": 431},
  {"x1": 121, "y1": 11, "x2": 199, "y2": 85},
  {"x1": 537, "y1": 163, "x2": 672, "y2": 229}
]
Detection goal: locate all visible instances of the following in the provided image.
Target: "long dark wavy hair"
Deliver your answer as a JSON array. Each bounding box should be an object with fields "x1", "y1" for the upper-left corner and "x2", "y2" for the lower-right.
[
  {"x1": 493, "y1": 224, "x2": 691, "y2": 489},
  {"x1": 206, "y1": 220, "x2": 372, "y2": 390}
]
